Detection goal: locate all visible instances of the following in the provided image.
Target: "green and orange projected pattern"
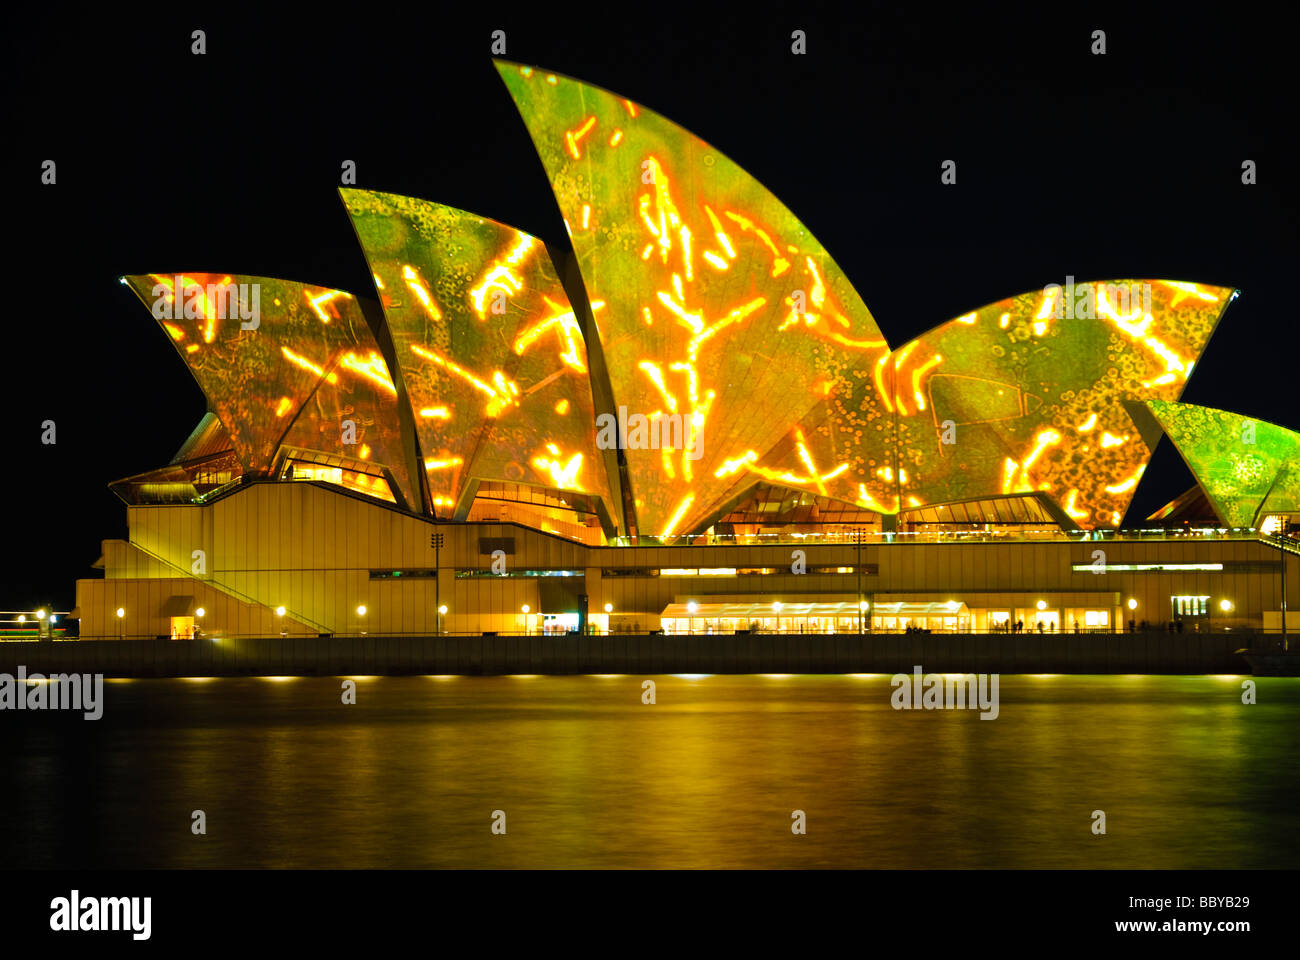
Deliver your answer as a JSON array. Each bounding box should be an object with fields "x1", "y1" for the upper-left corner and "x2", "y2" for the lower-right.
[
  {"x1": 496, "y1": 61, "x2": 891, "y2": 538},
  {"x1": 123, "y1": 274, "x2": 420, "y2": 509},
  {"x1": 341, "y1": 189, "x2": 615, "y2": 520},
  {"x1": 495, "y1": 60, "x2": 1233, "y2": 531},
  {"x1": 888, "y1": 280, "x2": 1231, "y2": 527},
  {"x1": 1144, "y1": 399, "x2": 1300, "y2": 528}
]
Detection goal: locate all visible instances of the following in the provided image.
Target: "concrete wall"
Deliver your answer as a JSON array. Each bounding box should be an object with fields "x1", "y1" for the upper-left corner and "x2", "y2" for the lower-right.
[
  {"x1": 76, "y1": 575, "x2": 316, "y2": 640},
  {"x1": 0, "y1": 631, "x2": 1257, "y2": 677}
]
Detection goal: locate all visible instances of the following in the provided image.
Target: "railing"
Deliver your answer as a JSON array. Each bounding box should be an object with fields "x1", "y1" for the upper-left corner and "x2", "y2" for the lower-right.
[
  {"x1": 60, "y1": 625, "x2": 1261, "y2": 641},
  {"x1": 0, "y1": 611, "x2": 72, "y2": 640},
  {"x1": 608, "y1": 527, "x2": 1298, "y2": 549},
  {"x1": 122, "y1": 540, "x2": 333, "y2": 634},
  {"x1": 1258, "y1": 532, "x2": 1300, "y2": 556}
]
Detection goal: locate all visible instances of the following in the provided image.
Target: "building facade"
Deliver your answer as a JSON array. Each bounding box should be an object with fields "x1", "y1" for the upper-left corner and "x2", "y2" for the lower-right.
[
  {"x1": 76, "y1": 478, "x2": 1300, "y2": 640},
  {"x1": 71, "y1": 61, "x2": 1299, "y2": 642}
]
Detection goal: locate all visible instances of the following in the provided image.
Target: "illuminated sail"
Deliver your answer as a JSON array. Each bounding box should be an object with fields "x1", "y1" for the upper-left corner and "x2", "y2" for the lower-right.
[
  {"x1": 342, "y1": 188, "x2": 615, "y2": 520},
  {"x1": 496, "y1": 61, "x2": 890, "y2": 537},
  {"x1": 123, "y1": 273, "x2": 421, "y2": 510},
  {"x1": 1143, "y1": 398, "x2": 1300, "y2": 528}
]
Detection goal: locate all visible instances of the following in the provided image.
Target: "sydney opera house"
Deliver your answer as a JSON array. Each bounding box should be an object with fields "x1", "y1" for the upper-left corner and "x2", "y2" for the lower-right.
[{"x1": 73, "y1": 61, "x2": 1300, "y2": 642}]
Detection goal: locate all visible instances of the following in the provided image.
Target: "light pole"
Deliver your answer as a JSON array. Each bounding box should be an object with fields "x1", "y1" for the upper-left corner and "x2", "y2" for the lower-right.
[
  {"x1": 1217, "y1": 598, "x2": 1232, "y2": 635},
  {"x1": 1282, "y1": 544, "x2": 1289, "y2": 652},
  {"x1": 854, "y1": 528, "x2": 866, "y2": 634},
  {"x1": 431, "y1": 531, "x2": 445, "y2": 639}
]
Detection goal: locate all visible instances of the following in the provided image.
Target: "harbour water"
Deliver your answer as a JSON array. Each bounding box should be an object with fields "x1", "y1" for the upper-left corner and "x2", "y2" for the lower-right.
[{"x1": 4, "y1": 674, "x2": 1295, "y2": 868}]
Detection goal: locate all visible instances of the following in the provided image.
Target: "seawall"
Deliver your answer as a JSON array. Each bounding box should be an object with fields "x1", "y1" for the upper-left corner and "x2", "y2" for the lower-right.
[{"x1": 0, "y1": 631, "x2": 1259, "y2": 677}]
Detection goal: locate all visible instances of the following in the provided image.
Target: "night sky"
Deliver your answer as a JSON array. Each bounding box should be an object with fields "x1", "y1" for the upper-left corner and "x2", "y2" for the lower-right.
[{"x1": 5, "y1": 5, "x2": 1296, "y2": 609}]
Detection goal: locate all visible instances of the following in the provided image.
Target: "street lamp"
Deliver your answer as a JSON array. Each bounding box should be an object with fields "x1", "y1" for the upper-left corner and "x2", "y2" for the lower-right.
[
  {"x1": 604, "y1": 602, "x2": 613, "y2": 613},
  {"x1": 431, "y1": 530, "x2": 445, "y2": 640},
  {"x1": 1217, "y1": 598, "x2": 1232, "y2": 633},
  {"x1": 438, "y1": 604, "x2": 447, "y2": 636},
  {"x1": 853, "y1": 528, "x2": 866, "y2": 633},
  {"x1": 195, "y1": 607, "x2": 205, "y2": 618},
  {"x1": 521, "y1": 604, "x2": 530, "y2": 635}
]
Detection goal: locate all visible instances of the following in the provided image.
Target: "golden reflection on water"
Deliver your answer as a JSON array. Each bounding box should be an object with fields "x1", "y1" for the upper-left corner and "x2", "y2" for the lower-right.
[{"x1": 5, "y1": 675, "x2": 1297, "y2": 868}]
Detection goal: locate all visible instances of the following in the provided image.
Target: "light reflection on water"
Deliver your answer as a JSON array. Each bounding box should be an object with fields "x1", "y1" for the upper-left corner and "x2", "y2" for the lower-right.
[{"x1": 3, "y1": 675, "x2": 1296, "y2": 869}]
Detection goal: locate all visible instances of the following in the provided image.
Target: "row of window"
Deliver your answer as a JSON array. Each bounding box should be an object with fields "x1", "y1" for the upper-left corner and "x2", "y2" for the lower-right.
[
  {"x1": 603, "y1": 566, "x2": 868, "y2": 577},
  {"x1": 370, "y1": 567, "x2": 870, "y2": 579}
]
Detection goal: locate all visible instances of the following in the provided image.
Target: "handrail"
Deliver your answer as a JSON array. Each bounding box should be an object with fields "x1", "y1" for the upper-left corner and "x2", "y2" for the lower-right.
[
  {"x1": 12, "y1": 627, "x2": 1266, "y2": 642},
  {"x1": 608, "y1": 527, "x2": 1299, "y2": 548},
  {"x1": 123, "y1": 539, "x2": 333, "y2": 634}
]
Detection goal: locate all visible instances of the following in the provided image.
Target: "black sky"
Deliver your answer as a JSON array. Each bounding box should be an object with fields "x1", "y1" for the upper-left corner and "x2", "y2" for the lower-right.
[{"x1": 4, "y1": 3, "x2": 1296, "y2": 608}]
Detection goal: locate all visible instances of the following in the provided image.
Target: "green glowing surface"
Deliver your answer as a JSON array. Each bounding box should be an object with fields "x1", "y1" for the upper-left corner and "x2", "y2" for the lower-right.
[{"x1": 1144, "y1": 399, "x2": 1300, "y2": 527}]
